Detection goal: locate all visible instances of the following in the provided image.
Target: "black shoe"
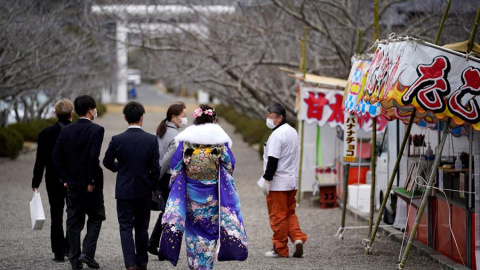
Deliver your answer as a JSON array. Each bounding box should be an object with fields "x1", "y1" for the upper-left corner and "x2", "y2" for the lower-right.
[
  {"x1": 79, "y1": 254, "x2": 100, "y2": 269},
  {"x1": 72, "y1": 264, "x2": 83, "y2": 270},
  {"x1": 52, "y1": 257, "x2": 65, "y2": 262},
  {"x1": 147, "y1": 245, "x2": 159, "y2": 255}
]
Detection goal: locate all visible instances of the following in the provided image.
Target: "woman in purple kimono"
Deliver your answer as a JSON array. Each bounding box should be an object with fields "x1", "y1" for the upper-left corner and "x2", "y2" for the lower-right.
[{"x1": 159, "y1": 104, "x2": 248, "y2": 269}]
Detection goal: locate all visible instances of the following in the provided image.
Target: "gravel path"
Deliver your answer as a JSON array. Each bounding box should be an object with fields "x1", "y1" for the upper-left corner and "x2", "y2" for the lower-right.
[{"x1": 0, "y1": 95, "x2": 441, "y2": 269}]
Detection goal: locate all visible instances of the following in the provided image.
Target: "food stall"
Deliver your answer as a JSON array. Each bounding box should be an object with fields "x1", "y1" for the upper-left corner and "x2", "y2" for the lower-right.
[
  {"x1": 295, "y1": 74, "x2": 386, "y2": 208},
  {"x1": 350, "y1": 37, "x2": 480, "y2": 268}
]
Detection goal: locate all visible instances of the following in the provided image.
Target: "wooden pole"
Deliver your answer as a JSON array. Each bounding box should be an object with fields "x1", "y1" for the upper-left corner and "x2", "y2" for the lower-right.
[
  {"x1": 365, "y1": 111, "x2": 415, "y2": 254},
  {"x1": 434, "y1": 0, "x2": 452, "y2": 45},
  {"x1": 366, "y1": 0, "x2": 453, "y2": 255},
  {"x1": 297, "y1": 27, "x2": 308, "y2": 204},
  {"x1": 340, "y1": 27, "x2": 364, "y2": 239},
  {"x1": 368, "y1": 0, "x2": 379, "y2": 237},
  {"x1": 397, "y1": 119, "x2": 451, "y2": 269},
  {"x1": 368, "y1": 118, "x2": 377, "y2": 236},
  {"x1": 398, "y1": 4, "x2": 480, "y2": 269},
  {"x1": 468, "y1": 5, "x2": 480, "y2": 53},
  {"x1": 340, "y1": 163, "x2": 351, "y2": 238}
]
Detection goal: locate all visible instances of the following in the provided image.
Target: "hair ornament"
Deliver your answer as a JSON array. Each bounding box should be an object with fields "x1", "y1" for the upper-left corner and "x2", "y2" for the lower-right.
[{"x1": 193, "y1": 108, "x2": 214, "y2": 118}]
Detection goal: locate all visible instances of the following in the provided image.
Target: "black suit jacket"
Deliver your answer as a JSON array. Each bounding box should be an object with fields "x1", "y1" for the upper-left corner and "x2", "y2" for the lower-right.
[
  {"x1": 53, "y1": 118, "x2": 105, "y2": 189},
  {"x1": 32, "y1": 120, "x2": 71, "y2": 191},
  {"x1": 103, "y1": 127, "x2": 160, "y2": 200}
]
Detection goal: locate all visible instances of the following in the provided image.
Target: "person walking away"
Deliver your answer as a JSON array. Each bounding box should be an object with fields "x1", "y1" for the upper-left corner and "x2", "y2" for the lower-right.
[
  {"x1": 53, "y1": 95, "x2": 106, "y2": 270},
  {"x1": 159, "y1": 104, "x2": 248, "y2": 269},
  {"x1": 148, "y1": 102, "x2": 187, "y2": 255},
  {"x1": 259, "y1": 103, "x2": 307, "y2": 258},
  {"x1": 31, "y1": 98, "x2": 74, "y2": 262},
  {"x1": 103, "y1": 102, "x2": 160, "y2": 270}
]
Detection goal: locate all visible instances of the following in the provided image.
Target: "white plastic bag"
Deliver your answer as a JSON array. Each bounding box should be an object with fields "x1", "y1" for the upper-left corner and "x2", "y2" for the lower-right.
[{"x1": 30, "y1": 190, "x2": 45, "y2": 230}]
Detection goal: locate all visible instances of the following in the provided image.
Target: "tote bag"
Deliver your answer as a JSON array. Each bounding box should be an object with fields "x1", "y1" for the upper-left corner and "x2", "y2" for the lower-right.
[{"x1": 30, "y1": 190, "x2": 45, "y2": 230}]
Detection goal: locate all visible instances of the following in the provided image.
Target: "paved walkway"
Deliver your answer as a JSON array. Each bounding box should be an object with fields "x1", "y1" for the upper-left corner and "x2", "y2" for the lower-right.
[{"x1": 0, "y1": 86, "x2": 443, "y2": 269}]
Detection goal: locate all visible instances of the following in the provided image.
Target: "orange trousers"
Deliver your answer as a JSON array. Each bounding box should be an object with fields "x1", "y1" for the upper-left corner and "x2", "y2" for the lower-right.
[{"x1": 266, "y1": 190, "x2": 307, "y2": 257}]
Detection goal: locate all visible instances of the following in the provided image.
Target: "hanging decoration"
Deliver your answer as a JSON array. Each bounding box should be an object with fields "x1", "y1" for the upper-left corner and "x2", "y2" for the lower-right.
[{"x1": 363, "y1": 38, "x2": 480, "y2": 130}]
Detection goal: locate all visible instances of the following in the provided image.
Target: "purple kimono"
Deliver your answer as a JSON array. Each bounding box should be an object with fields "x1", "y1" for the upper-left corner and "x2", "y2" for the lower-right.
[{"x1": 159, "y1": 123, "x2": 248, "y2": 270}]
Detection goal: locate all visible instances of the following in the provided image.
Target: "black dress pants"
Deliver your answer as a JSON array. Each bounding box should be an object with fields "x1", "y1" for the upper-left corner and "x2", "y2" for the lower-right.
[
  {"x1": 66, "y1": 187, "x2": 106, "y2": 267},
  {"x1": 46, "y1": 186, "x2": 69, "y2": 258},
  {"x1": 117, "y1": 199, "x2": 151, "y2": 269}
]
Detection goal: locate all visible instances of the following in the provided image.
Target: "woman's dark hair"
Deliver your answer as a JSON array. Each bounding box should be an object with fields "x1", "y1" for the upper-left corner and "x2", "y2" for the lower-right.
[
  {"x1": 193, "y1": 104, "x2": 217, "y2": 125},
  {"x1": 156, "y1": 101, "x2": 186, "y2": 139}
]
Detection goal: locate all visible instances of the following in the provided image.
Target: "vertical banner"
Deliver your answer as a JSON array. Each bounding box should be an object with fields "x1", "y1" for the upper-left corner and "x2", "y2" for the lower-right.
[{"x1": 343, "y1": 114, "x2": 357, "y2": 162}]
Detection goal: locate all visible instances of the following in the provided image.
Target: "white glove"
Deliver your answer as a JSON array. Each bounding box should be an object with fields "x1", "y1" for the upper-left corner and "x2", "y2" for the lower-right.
[{"x1": 262, "y1": 180, "x2": 270, "y2": 196}]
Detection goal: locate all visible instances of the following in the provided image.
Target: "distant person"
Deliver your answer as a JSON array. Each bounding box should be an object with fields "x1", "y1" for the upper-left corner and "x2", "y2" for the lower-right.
[
  {"x1": 53, "y1": 95, "x2": 106, "y2": 270},
  {"x1": 103, "y1": 101, "x2": 160, "y2": 270},
  {"x1": 260, "y1": 103, "x2": 307, "y2": 258},
  {"x1": 148, "y1": 102, "x2": 186, "y2": 255},
  {"x1": 159, "y1": 104, "x2": 248, "y2": 269},
  {"x1": 31, "y1": 98, "x2": 74, "y2": 262}
]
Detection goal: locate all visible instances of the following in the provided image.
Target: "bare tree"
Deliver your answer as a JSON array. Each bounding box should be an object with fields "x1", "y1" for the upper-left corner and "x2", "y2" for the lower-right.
[
  {"x1": 0, "y1": 0, "x2": 116, "y2": 126},
  {"x1": 10, "y1": 0, "x2": 477, "y2": 125}
]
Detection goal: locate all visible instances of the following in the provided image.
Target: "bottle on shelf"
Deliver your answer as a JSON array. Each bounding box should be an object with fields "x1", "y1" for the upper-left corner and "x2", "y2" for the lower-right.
[
  {"x1": 455, "y1": 153, "x2": 462, "y2": 171},
  {"x1": 426, "y1": 142, "x2": 434, "y2": 157}
]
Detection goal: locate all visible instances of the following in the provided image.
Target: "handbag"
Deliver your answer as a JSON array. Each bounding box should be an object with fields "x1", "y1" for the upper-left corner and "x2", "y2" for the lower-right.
[
  {"x1": 30, "y1": 190, "x2": 45, "y2": 230},
  {"x1": 151, "y1": 189, "x2": 166, "y2": 212}
]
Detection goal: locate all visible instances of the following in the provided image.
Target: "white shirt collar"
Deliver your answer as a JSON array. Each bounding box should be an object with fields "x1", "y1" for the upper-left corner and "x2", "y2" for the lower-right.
[
  {"x1": 128, "y1": 125, "x2": 142, "y2": 129},
  {"x1": 79, "y1": 117, "x2": 91, "y2": 121}
]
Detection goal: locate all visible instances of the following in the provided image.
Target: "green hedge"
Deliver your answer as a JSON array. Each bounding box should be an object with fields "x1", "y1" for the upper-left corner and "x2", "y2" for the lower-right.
[
  {"x1": 215, "y1": 104, "x2": 271, "y2": 158},
  {"x1": 0, "y1": 127, "x2": 24, "y2": 159},
  {"x1": 8, "y1": 118, "x2": 57, "y2": 142},
  {"x1": 8, "y1": 102, "x2": 107, "y2": 143},
  {"x1": 1, "y1": 102, "x2": 107, "y2": 160},
  {"x1": 96, "y1": 102, "x2": 107, "y2": 117}
]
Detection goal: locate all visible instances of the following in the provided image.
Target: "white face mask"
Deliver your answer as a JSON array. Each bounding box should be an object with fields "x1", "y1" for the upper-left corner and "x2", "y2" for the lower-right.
[
  {"x1": 92, "y1": 109, "x2": 98, "y2": 121},
  {"x1": 266, "y1": 118, "x2": 276, "y2": 129},
  {"x1": 179, "y1": 117, "x2": 188, "y2": 127}
]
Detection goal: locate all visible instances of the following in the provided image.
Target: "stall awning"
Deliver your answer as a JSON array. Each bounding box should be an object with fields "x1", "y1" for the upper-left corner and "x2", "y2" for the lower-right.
[{"x1": 344, "y1": 38, "x2": 480, "y2": 131}]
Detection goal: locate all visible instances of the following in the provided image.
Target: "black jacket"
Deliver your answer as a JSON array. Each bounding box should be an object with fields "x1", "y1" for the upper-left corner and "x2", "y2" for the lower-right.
[
  {"x1": 103, "y1": 128, "x2": 160, "y2": 200},
  {"x1": 53, "y1": 118, "x2": 105, "y2": 189},
  {"x1": 32, "y1": 120, "x2": 71, "y2": 190}
]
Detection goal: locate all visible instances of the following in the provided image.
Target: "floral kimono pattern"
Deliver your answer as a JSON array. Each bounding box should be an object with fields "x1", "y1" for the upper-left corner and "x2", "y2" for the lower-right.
[{"x1": 160, "y1": 141, "x2": 248, "y2": 269}]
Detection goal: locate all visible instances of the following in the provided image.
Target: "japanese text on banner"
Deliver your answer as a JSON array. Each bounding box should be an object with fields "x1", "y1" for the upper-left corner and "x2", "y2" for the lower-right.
[{"x1": 343, "y1": 114, "x2": 357, "y2": 163}]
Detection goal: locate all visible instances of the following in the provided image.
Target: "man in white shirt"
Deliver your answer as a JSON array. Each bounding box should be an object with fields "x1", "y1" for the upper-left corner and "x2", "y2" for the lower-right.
[{"x1": 261, "y1": 103, "x2": 307, "y2": 258}]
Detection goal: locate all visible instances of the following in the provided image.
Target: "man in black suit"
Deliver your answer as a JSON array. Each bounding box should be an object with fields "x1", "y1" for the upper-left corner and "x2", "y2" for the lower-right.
[
  {"x1": 32, "y1": 98, "x2": 74, "y2": 262},
  {"x1": 53, "y1": 95, "x2": 106, "y2": 270},
  {"x1": 103, "y1": 102, "x2": 160, "y2": 270}
]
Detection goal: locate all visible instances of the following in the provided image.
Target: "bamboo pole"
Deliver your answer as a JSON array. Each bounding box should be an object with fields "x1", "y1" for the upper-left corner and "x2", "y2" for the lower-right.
[
  {"x1": 397, "y1": 119, "x2": 451, "y2": 269},
  {"x1": 365, "y1": 0, "x2": 453, "y2": 255},
  {"x1": 374, "y1": 0, "x2": 379, "y2": 42},
  {"x1": 368, "y1": 0, "x2": 379, "y2": 237},
  {"x1": 368, "y1": 118, "x2": 376, "y2": 236},
  {"x1": 398, "y1": 4, "x2": 480, "y2": 269},
  {"x1": 468, "y1": 5, "x2": 480, "y2": 53},
  {"x1": 365, "y1": 111, "x2": 415, "y2": 254},
  {"x1": 436, "y1": 0, "x2": 452, "y2": 156},
  {"x1": 339, "y1": 163, "x2": 351, "y2": 239},
  {"x1": 434, "y1": 0, "x2": 452, "y2": 45},
  {"x1": 474, "y1": 129, "x2": 480, "y2": 269},
  {"x1": 297, "y1": 27, "x2": 308, "y2": 204},
  {"x1": 339, "y1": 27, "x2": 364, "y2": 239}
]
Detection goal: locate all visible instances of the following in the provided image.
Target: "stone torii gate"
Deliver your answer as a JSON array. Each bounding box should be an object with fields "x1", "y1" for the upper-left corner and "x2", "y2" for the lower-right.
[{"x1": 91, "y1": 5, "x2": 234, "y2": 104}]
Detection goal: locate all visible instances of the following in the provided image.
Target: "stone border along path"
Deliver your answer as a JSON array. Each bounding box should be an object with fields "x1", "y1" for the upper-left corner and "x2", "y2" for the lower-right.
[{"x1": 0, "y1": 103, "x2": 443, "y2": 270}]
